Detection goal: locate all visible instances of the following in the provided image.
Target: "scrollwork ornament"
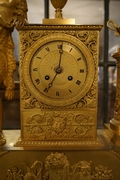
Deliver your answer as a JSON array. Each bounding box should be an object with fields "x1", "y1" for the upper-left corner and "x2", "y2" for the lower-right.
[
  {"x1": 74, "y1": 126, "x2": 92, "y2": 137},
  {"x1": 77, "y1": 87, "x2": 97, "y2": 108},
  {"x1": 0, "y1": 132, "x2": 6, "y2": 146},
  {"x1": 107, "y1": 20, "x2": 120, "y2": 37},
  {"x1": 24, "y1": 111, "x2": 95, "y2": 139},
  {"x1": 46, "y1": 112, "x2": 73, "y2": 138},
  {"x1": 76, "y1": 31, "x2": 98, "y2": 54},
  {"x1": 75, "y1": 114, "x2": 93, "y2": 124},
  {"x1": 20, "y1": 31, "x2": 47, "y2": 55}
]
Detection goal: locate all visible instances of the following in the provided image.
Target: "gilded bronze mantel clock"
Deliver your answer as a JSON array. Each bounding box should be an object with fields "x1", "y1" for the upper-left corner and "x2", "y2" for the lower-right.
[{"x1": 15, "y1": 0, "x2": 103, "y2": 149}]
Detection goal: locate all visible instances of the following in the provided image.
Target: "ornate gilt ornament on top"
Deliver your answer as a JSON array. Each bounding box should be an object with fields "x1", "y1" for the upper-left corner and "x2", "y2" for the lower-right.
[
  {"x1": 43, "y1": 0, "x2": 75, "y2": 24},
  {"x1": 107, "y1": 20, "x2": 120, "y2": 136},
  {"x1": 51, "y1": 0, "x2": 68, "y2": 18}
]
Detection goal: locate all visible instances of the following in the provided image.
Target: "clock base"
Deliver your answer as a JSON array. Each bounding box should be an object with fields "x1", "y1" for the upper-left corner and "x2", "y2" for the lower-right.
[{"x1": 14, "y1": 135, "x2": 103, "y2": 150}]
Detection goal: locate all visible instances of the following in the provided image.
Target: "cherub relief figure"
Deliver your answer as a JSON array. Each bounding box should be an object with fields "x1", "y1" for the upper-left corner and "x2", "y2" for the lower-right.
[{"x1": 0, "y1": 0, "x2": 28, "y2": 145}]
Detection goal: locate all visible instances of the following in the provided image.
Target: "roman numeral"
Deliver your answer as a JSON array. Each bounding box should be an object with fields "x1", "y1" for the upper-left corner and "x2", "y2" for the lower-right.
[
  {"x1": 35, "y1": 78, "x2": 40, "y2": 84},
  {"x1": 56, "y1": 91, "x2": 60, "y2": 96},
  {"x1": 80, "y1": 69, "x2": 84, "y2": 73},
  {"x1": 77, "y1": 57, "x2": 82, "y2": 61},
  {"x1": 76, "y1": 80, "x2": 81, "y2": 85},
  {"x1": 69, "y1": 89, "x2": 72, "y2": 93},
  {"x1": 33, "y1": 68, "x2": 38, "y2": 71},
  {"x1": 69, "y1": 48, "x2": 73, "y2": 52},
  {"x1": 36, "y1": 56, "x2": 41, "y2": 59},
  {"x1": 44, "y1": 88, "x2": 48, "y2": 93},
  {"x1": 57, "y1": 44, "x2": 62, "y2": 49},
  {"x1": 45, "y1": 47, "x2": 50, "y2": 52}
]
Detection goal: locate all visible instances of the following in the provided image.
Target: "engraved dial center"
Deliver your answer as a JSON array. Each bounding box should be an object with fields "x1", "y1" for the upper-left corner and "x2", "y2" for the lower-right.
[{"x1": 55, "y1": 66, "x2": 63, "y2": 74}]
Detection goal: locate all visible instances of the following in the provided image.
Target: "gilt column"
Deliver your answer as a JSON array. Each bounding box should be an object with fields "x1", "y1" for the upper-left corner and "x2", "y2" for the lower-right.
[{"x1": 110, "y1": 48, "x2": 120, "y2": 135}]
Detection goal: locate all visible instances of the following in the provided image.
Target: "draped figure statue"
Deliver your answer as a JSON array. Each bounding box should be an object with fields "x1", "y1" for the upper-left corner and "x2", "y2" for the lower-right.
[
  {"x1": 0, "y1": 0, "x2": 28, "y2": 145},
  {"x1": 0, "y1": 0, "x2": 28, "y2": 100}
]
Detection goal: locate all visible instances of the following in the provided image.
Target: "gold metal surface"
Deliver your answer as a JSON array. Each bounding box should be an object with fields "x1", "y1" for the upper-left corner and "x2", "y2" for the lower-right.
[
  {"x1": 107, "y1": 21, "x2": 120, "y2": 136},
  {"x1": 0, "y1": 0, "x2": 28, "y2": 100},
  {"x1": 51, "y1": 0, "x2": 68, "y2": 18},
  {"x1": 4, "y1": 152, "x2": 113, "y2": 180},
  {"x1": 110, "y1": 48, "x2": 120, "y2": 136},
  {"x1": 0, "y1": 0, "x2": 28, "y2": 28},
  {"x1": 0, "y1": 98, "x2": 2, "y2": 133},
  {"x1": 1, "y1": 129, "x2": 120, "y2": 179},
  {"x1": 23, "y1": 34, "x2": 94, "y2": 106},
  {"x1": 107, "y1": 20, "x2": 120, "y2": 37},
  {"x1": 17, "y1": 24, "x2": 103, "y2": 148},
  {"x1": 0, "y1": 99, "x2": 6, "y2": 145},
  {"x1": 0, "y1": 0, "x2": 28, "y2": 146},
  {"x1": 1, "y1": 142, "x2": 120, "y2": 180},
  {"x1": 42, "y1": 18, "x2": 75, "y2": 25},
  {"x1": 43, "y1": 0, "x2": 75, "y2": 24}
]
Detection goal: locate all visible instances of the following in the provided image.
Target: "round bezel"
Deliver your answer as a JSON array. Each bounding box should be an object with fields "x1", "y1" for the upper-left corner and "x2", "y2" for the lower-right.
[{"x1": 23, "y1": 33, "x2": 95, "y2": 106}]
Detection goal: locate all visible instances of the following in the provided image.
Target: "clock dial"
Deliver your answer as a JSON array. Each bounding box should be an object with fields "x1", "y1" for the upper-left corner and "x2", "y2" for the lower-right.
[
  {"x1": 30, "y1": 41, "x2": 87, "y2": 100},
  {"x1": 23, "y1": 33, "x2": 95, "y2": 106}
]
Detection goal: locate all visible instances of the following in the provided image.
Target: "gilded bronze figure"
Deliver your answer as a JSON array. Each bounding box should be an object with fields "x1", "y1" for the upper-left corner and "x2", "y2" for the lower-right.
[
  {"x1": 0, "y1": 0, "x2": 28, "y2": 145},
  {"x1": 0, "y1": 0, "x2": 28, "y2": 100},
  {"x1": 107, "y1": 20, "x2": 120, "y2": 137}
]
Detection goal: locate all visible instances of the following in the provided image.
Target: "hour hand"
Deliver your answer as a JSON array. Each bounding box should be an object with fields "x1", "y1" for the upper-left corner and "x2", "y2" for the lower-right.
[
  {"x1": 44, "y1": 83, "x2": 52, "y2": 93},
  {"x1": 44, "y1": 73, "x2": 57, "y2": 93}
]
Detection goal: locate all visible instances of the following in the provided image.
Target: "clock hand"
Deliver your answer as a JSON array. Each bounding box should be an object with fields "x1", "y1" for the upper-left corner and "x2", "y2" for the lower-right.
[
  {"x1": 44, "y1": 43, "x2": 63, "y2": 93},
  {"x1": 58, "y1": 42, "x2": 63, "y2": 69},
  {"x1": 44, "y1": 72, "x2": 58, "y2": 92}
]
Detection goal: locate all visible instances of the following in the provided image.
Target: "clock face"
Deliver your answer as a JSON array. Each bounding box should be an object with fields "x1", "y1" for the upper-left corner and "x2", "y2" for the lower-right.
[{"x1": 23, "y1": 33, "x2": 95, "y2": 106}]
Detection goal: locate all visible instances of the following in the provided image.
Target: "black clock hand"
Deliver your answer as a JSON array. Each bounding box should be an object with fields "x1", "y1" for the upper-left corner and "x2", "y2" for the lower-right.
[
  {"x1": 58, "y1": 42, "x2": 63, "y2": 69},
  {"x1": 44, "y1": 72, "x2": 58, "y2": 93},
  {"x1": 44, "y1": 43, "x2": 63, "y2": 93}
]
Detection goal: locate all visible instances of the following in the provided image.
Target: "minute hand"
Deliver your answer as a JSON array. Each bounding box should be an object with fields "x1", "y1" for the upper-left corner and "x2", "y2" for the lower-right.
[
  {"x1": 44, "y1": 43, "x2": 63, "y2": 93},
  {"x1": 58, "y1": 43, "x2": 63, "y2": 68}
]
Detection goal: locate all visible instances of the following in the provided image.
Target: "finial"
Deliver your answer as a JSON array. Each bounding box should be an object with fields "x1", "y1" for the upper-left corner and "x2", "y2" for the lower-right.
[
  {"x1": 43, "y1": 0, "x2": 75, "y2": 24},
  {"x1": 50, "y1": 0, "x2": 68, "y2": 18}
]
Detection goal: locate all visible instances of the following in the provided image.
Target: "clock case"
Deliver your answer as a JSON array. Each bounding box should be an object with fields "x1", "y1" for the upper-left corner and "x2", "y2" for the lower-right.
[{"x1": 16, "y1": 24, "x2": 103, "y2": 149}]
